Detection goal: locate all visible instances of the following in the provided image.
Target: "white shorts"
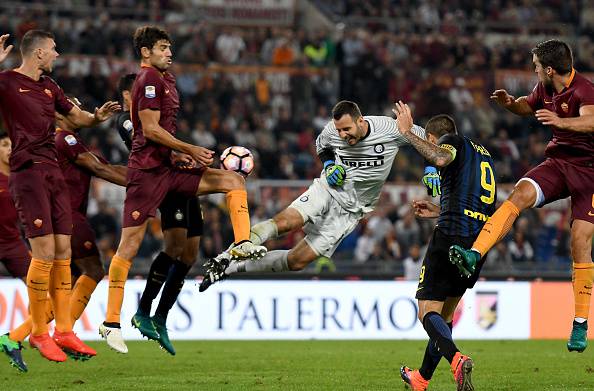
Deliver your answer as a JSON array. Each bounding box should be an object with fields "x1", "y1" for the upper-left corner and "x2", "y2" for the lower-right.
[{"x1": 289, "y1": 179, "x2": 362, "y2": 257}]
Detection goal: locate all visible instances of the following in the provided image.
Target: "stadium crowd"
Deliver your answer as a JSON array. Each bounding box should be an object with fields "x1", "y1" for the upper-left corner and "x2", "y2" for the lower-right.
[{"x1": 0, "y1": 0, "x2": 590, "y2": 276}]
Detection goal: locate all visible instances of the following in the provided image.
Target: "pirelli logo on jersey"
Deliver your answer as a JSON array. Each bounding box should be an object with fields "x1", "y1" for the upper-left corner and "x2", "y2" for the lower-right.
[{"x1": 337, "y1": 154, "x2": 385, "y2": 168}]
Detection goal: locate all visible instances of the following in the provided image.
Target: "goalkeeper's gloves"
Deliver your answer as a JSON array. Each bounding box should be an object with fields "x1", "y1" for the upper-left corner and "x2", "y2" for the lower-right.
[
  {"x1": 422, "y1": 166, "x2": 441, "y2": 197},
  {"x1": 324, "y1": 160, "x2": 347, "y2": 187}
]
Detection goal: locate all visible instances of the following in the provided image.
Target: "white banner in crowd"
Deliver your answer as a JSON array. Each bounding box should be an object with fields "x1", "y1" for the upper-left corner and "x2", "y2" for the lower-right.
[{"x1": 0, "y1": 280, "x2": 530, "y2": 340}]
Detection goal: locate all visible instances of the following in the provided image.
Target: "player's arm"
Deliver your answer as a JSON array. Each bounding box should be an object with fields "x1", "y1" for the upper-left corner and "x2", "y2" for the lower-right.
[
  {"x1": 74, "y1": 152, "x2": 127, "y2": 186},
  {"x1": 535, "y1": 104, "x2": 594, "y2": 133},
  {"x1": 0, "y1": 34, "x2": 13, "y2": 63},
  {"x1": 66, "y1": 101, "x2": 121, "y2": 128},
  {"x1": 392, "y1": 101, "x2": 454, "y2": 168},
  {"x1": 316, "y1": 124, "x2": 346, "y2": 187},
  {"x1": 139, "y1": 109, "x2": 213, "y2": 166},
  {"x1": 412, "y1": 199, "x2": 440, "y2": 218},
  {"x1": 491, "y1": 90, "x2": 534, "y2": 116}
]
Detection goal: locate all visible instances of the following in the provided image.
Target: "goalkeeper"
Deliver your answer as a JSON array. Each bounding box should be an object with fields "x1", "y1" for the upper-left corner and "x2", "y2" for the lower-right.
[{"x1": 200, "y1": 100, "x2": 438, "y2": 289}]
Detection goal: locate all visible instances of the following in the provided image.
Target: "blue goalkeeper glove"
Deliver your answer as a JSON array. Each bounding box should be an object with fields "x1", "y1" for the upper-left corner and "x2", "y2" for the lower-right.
[
  {"x1": 422, "y1": 166, "x2": 441, "y2": 197},
  {"x1": 324, "y1": 160, "x2": 347, "y2": 187}
]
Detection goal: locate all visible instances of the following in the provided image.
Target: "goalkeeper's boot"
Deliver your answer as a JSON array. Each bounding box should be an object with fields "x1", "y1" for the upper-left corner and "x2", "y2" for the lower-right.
[
  {"x1": 99, "y1": 323, "x2": 128, "y2": 354},
  {"x1": 449, "y1": 245, "x2": 480, "y2": 278},
  {"x1": 199, "y1": 252, "x2": 231, "y2": 292},
  {"x1": 152, "y1": 315, "x2": 175, "y2": 355},
  {"x1": 451, "y1": 352, "x2": 474, "y2": 391},
  {"x1": 29, "y1": 333, "x2": 67, "y2": 362},
  {"x1": 229, "y1": 240, "x2": 267, "y2": 261},
  {"x1": 53, "y1": 330, "x2": 96, "y2": 360},
  {"x1": 131, "y1": 311, "x2": 160, "y2": 341},
  {"x1": 567, "y1": 320, "x2": 588, "y2": 352},
  {"x1": 400, "y1": 366, "x2": 428, "y2": 391},
  {"x1": 0, "y1": 333, "x2": 28, "y2": 372}
]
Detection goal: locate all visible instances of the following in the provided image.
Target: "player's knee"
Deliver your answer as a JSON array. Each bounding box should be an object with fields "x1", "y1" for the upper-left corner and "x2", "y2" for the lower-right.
[
  {"x1": 165, "y1": 244, "x2": 184, "y2": 260},
  {"x1": 570, "y1": 226, "x2": 593, "y2": 261},
  {"x1": 287, "y1": 253, "x2": 314, "y2": 271},
  {"x1": 273, "y1": 209, "x2": 303, "y2": 234},
  {"x1": 508, "y1": 181, "x2": 536, "y2": 210},
  {"x1": 220, "y1": 171, "x2": 245, "y2": 192}
]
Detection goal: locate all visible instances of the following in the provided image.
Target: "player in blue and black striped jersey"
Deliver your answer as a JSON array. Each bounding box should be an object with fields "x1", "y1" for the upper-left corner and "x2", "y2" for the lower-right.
[{"x1": 393, "y1": 101, "x2": 497, "y2": 391}]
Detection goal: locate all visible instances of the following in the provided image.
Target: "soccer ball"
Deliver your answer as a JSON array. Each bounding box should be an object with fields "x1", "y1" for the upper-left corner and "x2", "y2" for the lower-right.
[{"x1": 220, "y1": 146, "x2": 254, "y2": 177}]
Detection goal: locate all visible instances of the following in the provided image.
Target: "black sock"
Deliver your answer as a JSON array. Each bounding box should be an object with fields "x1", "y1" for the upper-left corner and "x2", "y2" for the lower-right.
[
  {"x1": 138, "y1": 252, "x2": 174, "y2": 315},
  {"x1": 155, "y1": 260, "x2": 191, "y2": 321},
  {"x1": 422, "y1": 312, "x2": 458, "y2": 363},
  {"x1": 419, "y1": 321, "x2": 453, "y2": 380}
]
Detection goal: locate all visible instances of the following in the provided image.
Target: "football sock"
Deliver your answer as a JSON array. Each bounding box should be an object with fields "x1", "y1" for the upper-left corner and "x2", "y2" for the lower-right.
[
  {"x1": 9, "y1": 300, "x2": 54, "y2": 342},
  {"x1": 422, "y1": 312, "x2": 458, "y2": 363},
  {"x1": 573, "y1": 262, "x2": 594, "y2": 319},
  {"x1": 225, "y1": 250, "x2": 289, "y2": 275},
  {"x1": 155, "y1": 260, "x2": 192, "y2": 320},
  {"x1": 250, "y1": 219, "x2": 278, "y2": 245},
  {"x1": 472, "y1": 200, "x2": 520, "y2": 256},
  {"x1": 50, "y1": 259, "x2": 72, "y2": 333},
  {"x1": 26, "y1": 258, "x2": 52, "y2": 336},
  {"x1": 138, "y1": 252, "x2": 173, "y2": 315},
  {"x1": 70, "y1": 275, "x2": 98, "y2": 323},
  {"x1": 225, "y1": 189, "x2": 251, "y2": 243},
  {"x1": 419, "y1": 321, "x2": 453, "y2": 380},
  {"x1": 105, "y1": 255, "x2": 132, "y2": 324}
]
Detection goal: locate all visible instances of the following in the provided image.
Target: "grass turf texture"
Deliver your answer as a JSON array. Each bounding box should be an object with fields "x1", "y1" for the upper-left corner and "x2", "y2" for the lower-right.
[{"x1": 2, "y1": 340, "x2": 593, "y2": 390}]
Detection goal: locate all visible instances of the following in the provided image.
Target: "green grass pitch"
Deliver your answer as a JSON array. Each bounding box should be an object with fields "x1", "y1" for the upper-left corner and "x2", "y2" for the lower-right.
[{"x1": 2, "y1": 340, "x2": 593, "y2": 390}]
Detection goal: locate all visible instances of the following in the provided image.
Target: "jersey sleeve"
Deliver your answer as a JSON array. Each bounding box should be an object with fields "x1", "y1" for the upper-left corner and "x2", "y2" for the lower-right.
[
  {"x1": 315, "y1": 121, "x2": 335, "y2": 155},
  {"x1": 525, "y1": 83, "x2": 543, "y2": 111},
  {"x1": 136, "y1": 70, "x2": 165, "y2": 111},
  {"x1": 49, "y1": 78, "x2": 74, "y2": 115},
  {"x1": 576, "y1": 81, "x2": 594, "y2": 107},
  {"x1": 116, "y1": 112, "x2": 133, "y2": 151},
  {"x1": 437, "y1": 133, "x2": 463, "y2": 162},
  {"x1": 55, "y1": 132, "x2": 90, "y2": 161},
  {"x1": 393, "y1": 121, "x2": 427, "y2": 147}
]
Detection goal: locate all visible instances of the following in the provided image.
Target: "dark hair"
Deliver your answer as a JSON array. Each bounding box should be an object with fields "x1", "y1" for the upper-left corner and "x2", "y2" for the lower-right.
[
  {"x1": 332, "y1": 100, "x2": 362, "y2": 121},
  {"x1": 531, "y1": 39, "x2": 573, "y2": 75},
  {"x1": 425, "y1": 114, "x2": 457, "y2": 138},
  {"x1": 133, "y1": 26, "x2": 171, "y2": 57},
  {"x1": 117, "y1": 73, "x2": 137, "y2": 95},
  {"x1": 0, "y1": 131, "x2": 8, "y2": 140},
  {"x1": 20, "y1": 30, "x2": 54, "y2": 56}
]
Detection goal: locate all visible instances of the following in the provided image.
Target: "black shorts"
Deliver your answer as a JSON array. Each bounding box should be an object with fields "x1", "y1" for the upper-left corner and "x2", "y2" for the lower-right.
[
  {"x1": 159, "y1": 192, "x2": 204, "y2": 238},
  {"x1": 415, "y1": 228, "x2": 484, "y2": 301}
]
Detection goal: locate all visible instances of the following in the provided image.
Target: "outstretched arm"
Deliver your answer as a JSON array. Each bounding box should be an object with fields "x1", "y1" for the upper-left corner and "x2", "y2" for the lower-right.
[
  {"x1": 74, "y1": 152, "x2": 127, "y2": 186},
  {"x1": 66, "y1": 101, "x2": 121, "y2": 128},
  {"x1": 0, "y1": 34, "x2": 13, "y2": 63},
  {"x1": 392, "y1": 101, "x2": 454, "y2": 168}
]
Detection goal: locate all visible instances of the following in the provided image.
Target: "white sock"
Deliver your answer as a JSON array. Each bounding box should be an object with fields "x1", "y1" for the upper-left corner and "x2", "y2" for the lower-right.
[
  {"x1": 249, "y1": 219, "x2": 278, "y2": 245},
  {"x1": 225, "y1": 250, "x2": 289, "y2": 275},
  {"x1": 575, "y1": 317, "x2": 587, "y2": 323}
]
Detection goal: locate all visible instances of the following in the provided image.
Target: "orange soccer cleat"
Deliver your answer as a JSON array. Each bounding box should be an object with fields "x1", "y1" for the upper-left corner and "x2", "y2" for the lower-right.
[
  {"x1": 29, "y1": 333, "x2": 67, "y2": 362},
  {"x1": 451, "y1": 352, "x2": 474, "y2": 391},
  {"x1": 400, "y1": 366, "x2": 429, "y2": 391},
  {"x1": 53, "y1": 331, "x2": 97, "y2": 360}
]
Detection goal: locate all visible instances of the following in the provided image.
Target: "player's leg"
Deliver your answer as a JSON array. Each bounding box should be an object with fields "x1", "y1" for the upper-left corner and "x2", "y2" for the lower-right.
[
  {"x1": 153, "y1": 235, "x2": 200, "y2": 355},
  {"x1": 70, "y1": 255, "x2": 103, "y2": 323},
  {"x1": 567, "y1": 219, "x2": 594, "y2": 352},
  {"x1": 132, "y1": 227, "x2": 184, "y2": 341},
  {"x1": 196, "y1": 168, "x2": 265, "y2": 259},
  {"x1": 450, "y1": 160, "x2": 565, "y2": 274},
  {"x1": 250, "y1": 207, "x2": 305, "y2": 245},
  {"x1": 51, "y1": 233, "x2": 96, "y2": 359}
]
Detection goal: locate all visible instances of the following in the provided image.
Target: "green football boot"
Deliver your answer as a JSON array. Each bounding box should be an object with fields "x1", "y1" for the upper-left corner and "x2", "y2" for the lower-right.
[
  {"x1": 0, "y1": 333, "x2": 27, "y2": 372},
  {"x1": 131, "y1": 312, "x2": 160, "y2": 341},
  {"x1": 449, "y1": 245, "x2": 480, "y2": 278},
  {"x1": 567, "y1": 320, "x2": 588, "y2": 353},
  {"x1": 152, "y1": 316, "x2": 175, "y2": 355}
]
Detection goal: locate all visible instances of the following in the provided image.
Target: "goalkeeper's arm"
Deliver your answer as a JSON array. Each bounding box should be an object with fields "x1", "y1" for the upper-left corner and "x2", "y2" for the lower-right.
[{"x1": 318, "y1": 148, "x2": 346, "y2": 187}]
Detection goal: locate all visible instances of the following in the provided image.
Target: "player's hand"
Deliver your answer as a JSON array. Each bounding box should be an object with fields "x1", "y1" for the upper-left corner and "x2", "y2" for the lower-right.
[
  {"x1": 535, "y1": 109, "x2": 563, "y2": 127},
  {"x1": 189, "y1": 145, "x2": 214, "y2": 167},
  {"x1": 422, "y1": 166, "x2": 441, "y2": 197},
  {"x1": 490, "y1": 89, "x2": 516, "y2": 108},
  {"x1": 324, "y1": 161, "x2": 346, "y2": 187},
  {"x1": 0, "y1": 34, "x2": 13, "y2": 63},
  {"x1": 171, "y1": 151, "x2": 196, "y2": 168},
  {"x1": 412, "y1": 199, "x2": 440, "y2": 218},
  {"x1": 94, "y1": 101, "x2": 121, "y2": 122},
  {"x1": 392, "y1": 100, "x2": 413, "y2": 135}
]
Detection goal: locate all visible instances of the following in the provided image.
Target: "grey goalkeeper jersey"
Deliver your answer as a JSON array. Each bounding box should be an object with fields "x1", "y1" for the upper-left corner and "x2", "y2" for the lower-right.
[{"x1": 315, "y1": 115, "x2": 425, "y2": 214}]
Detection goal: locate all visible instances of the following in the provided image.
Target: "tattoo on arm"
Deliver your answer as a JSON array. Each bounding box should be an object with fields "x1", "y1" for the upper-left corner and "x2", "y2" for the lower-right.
[{"x1": 404, "y1": 132, "x2": 454, "y2": 167}]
